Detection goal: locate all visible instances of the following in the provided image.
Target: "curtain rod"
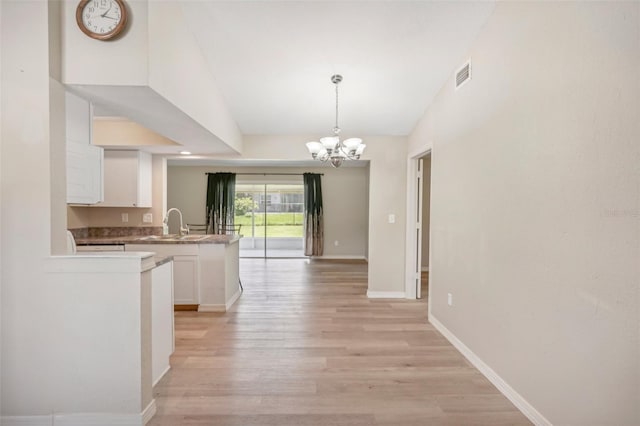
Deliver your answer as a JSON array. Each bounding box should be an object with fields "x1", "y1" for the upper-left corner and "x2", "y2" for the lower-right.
[{"x1": 205, "y1": 173, "x2": 323, "y2": 176}]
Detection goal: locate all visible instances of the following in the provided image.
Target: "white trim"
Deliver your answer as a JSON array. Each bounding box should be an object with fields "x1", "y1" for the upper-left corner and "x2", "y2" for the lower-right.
[
  {"x1": 1, "y1": 417, "x2": 50, "y2": 426},
  {"x1": 2, "y1": 401, "x2": 157, "y2": 426},
  {"x1": 405, "y1": 148, "x2": 432, "y2": 299},
  {"x1": 311, "y1": 255, "x2": 367, "y2": 260},
  {"x1": 429, "y1": 314, "x2": 552, "y2": 426},
  {"x1": 152, "y1": 365, "x2": 171, "y2": 387},
  {"x1": 197, "y1": 304, "x2": 225, "y2": 312},
  {"x1": 141, "y1": 400, "x2": 157, "y2": 425},
  {"x1": 405, "y1": 156, "x2": 419, "y2": 299},
  {"x1": 366, "y1": 290, "x2": 407, "y2": 299},
  {"x1": 225, "y1": 287, "x2": 242, "y2": 310},
  {"x1": 421, "y1": 266, "x2": 429, "y2": 272},
  {"x1": 199, "y1": 288, "x2": 242, "y2": 313}
]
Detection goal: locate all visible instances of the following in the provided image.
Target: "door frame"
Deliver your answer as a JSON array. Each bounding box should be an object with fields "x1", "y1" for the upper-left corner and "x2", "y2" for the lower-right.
[{"x1": 404, "y1": 148, "x2": 432, "y2": 299}]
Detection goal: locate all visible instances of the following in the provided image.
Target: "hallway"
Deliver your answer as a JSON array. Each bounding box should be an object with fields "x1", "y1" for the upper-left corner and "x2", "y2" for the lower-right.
[{"x1": 149, "y1": 259, "x2": 530, "y2": 425}]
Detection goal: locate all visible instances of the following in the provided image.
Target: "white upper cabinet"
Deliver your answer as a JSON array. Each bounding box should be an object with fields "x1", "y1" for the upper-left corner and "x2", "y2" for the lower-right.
[
  {"x1": 66, "y1": 91, "x2": 104, "y2": 204},
  {"x1": 99, "y1": 150, "x2": 152, "y2": 208}
]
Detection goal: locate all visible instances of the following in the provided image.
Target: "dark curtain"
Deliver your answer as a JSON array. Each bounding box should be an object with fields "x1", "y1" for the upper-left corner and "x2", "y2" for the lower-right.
[
  {"x1": 205, "y1": 173, "x2": 236, "y2": 234},
  {"x1": 303, "y1": 173, "x2": 324, "y2": 256}
]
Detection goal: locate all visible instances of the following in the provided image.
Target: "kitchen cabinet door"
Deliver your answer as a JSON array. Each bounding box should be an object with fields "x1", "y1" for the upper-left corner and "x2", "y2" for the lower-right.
[
  {"x1": 66, "y1": 91, "x2": 104, "y2": 204},
  {"x1": 172, "y1": 255, "x2": 199, "y2": 305},
  {"x1": 100, "y1": 150, "x2": 152, "y2": 207}
]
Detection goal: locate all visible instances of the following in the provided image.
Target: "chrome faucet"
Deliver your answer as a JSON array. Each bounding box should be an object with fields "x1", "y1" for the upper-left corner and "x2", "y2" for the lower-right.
[{"x1": 163, "y1": 208, "x2": 188, "y2": 236}]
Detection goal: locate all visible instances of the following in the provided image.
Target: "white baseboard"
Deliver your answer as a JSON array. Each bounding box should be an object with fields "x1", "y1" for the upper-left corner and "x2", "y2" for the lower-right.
[
  {"x1": 2, "y1": 401, "x2": 157, "y2": 426},
  {"x1": 366, "y1": 290, "x2": 407, "y2": 299},
  {"x1": 152, "y1": 365, "x2": 171, "y2": 387},
  {"x1": 142, "y1": 400, "x2": 157, "y2": 425},
  {"x1": 428, "y1": 314, "x2": 551, "y2": 426},
  {"x1": 225, "y1": 287, "x2": 242, "y2": 310},
  {"x1": 312, "y1": 255, "x2": 367, "y2": 260},
  {"x1": 197, "y1": 304, "x2": 225, "y2": 312},
  {"x1": 0, "y1": 417, "x2": 50, "y2": 426},
  {"x1": 199, "y1": 289, "x2": 242, "y2": 313}
]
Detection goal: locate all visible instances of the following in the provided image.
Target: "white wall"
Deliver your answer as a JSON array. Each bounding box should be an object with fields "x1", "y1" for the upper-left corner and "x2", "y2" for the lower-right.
[
  {"x1": 363, "y1": 136, "x2": 407, "y2": 295},
  {"x1": 148, "y1": 1, "x2": 242, "y2": 154},
  {"x1": 1, "y1": 0, "x2": 60, "y2": 413},
  {"x1": 409, "y1": 2, "x2": 639, "y2": 424},
  {"x1": 62, "y1": 0, "x2": 149, "y2": 85},
  {"x1": 167, "y1": 165, "x2": 369, "y2": 258},
  {"x1": 49, "y1": 1, "x2": 67, "y2": 255},
  {"x1": 0, "y1": 0, "x2": 3, "y2": 414},
  {"x1": 93, "y1": 118, "x2": 178, "y2": 147}
]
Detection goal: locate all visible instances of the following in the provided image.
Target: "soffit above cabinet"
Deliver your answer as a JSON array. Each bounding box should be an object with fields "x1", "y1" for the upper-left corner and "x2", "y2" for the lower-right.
[{"x1": 93, "y1": 117, "x2": 180, "y2": 151}]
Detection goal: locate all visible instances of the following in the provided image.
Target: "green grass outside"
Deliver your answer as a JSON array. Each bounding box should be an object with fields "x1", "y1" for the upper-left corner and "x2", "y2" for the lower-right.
[{"x1": 234, "y1": 213, "x2": 304, "y2": 238}]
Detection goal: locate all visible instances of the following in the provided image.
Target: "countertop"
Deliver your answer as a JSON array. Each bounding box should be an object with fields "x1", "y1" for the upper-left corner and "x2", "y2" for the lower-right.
[
  {"x1": 76, "y1": 234, "x2": 240, "y2": 246},
  {"x1": 70, "y1": 250, "x2": 174, "y2": 268}
]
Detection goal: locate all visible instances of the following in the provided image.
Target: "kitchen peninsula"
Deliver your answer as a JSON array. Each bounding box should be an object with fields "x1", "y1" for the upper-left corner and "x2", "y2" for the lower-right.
[{"x1": 76, "y1": 234, "x2": 241, "y2": 312}]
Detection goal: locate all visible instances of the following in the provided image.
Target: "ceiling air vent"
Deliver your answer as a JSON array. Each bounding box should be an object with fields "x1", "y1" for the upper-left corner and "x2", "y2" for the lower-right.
[{"x1": 455, "y1": 59, "x2": 471, "y2": 90}]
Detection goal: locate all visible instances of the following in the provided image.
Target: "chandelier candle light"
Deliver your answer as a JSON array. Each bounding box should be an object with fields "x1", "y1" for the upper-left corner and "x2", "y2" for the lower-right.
[{"x1": 306, "y1": 74, "x2": 366, "y2": 168}]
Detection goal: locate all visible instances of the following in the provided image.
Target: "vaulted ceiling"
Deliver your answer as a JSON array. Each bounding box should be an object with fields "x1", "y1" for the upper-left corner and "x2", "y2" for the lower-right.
[{"x1": 181, "y1": 1, "x2": 496, "y2": 137}]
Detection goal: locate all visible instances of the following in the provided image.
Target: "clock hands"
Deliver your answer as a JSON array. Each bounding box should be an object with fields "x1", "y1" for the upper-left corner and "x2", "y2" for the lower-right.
[{"x1": 100, "y1": 5, "x2": 112, "y2": 18}]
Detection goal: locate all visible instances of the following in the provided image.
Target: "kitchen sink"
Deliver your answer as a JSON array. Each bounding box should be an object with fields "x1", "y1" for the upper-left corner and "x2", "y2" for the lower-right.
[
  {"x1": 136, "y1": 234, "x2": 209, "y2": 242},
  {"x1": 177, "y1": 235, "x2": 209, "y2": 241},
  {"x1": 137, "y1": 235, "x2": 179, "y2": 241}
]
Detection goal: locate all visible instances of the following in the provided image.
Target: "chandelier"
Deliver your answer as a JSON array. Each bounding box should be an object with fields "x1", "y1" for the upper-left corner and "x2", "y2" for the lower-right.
[{"x1": 306, "y1": 74, "x2": 366, "y2": 168}]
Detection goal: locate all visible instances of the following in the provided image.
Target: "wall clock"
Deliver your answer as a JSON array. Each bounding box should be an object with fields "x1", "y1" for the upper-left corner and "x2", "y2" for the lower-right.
[{"x1": 76, "y1": 0, "x2": 128, "y2": 41}]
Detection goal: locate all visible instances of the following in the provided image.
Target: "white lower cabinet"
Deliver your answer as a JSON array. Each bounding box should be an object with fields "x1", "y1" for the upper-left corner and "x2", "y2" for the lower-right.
[
  {"x1": 172, "y1": 255, "x2": 199, "y2": 305},
  {"x1": 125, "y1": 242, "x2": 240, "y2": 311},
  {"x1": 125, "y1": 244, "x2": 199, "y2": 307}
]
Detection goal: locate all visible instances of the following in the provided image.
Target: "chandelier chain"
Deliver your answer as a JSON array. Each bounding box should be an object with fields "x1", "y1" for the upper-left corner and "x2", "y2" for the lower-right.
[{"x1": 335, "y1": 80, "x2": 339, "y2": 133}]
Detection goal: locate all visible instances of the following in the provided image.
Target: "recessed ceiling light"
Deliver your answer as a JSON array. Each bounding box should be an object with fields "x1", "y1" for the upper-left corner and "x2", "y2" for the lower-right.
[{"x1": 179, "y1": 151, "x2": 192, "y2": 155}]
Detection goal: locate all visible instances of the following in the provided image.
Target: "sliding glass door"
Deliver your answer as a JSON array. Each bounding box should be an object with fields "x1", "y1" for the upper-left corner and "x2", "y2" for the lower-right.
[{"x1": 235, "y1": 183, "x2": 304, "y2": 258}]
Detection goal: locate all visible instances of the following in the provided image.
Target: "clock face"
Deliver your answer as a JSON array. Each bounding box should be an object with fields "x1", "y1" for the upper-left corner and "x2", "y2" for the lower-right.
[{"x1": 76, "y1": 0, "x2": 127, "y2": 40}]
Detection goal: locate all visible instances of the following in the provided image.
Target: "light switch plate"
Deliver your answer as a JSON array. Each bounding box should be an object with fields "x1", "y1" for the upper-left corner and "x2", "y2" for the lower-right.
[
  {"x1": 388, "y1": 214, "x2": 395, "y2": 224},
  {"x1": 143, "y1": 213, "x2": 153, "y2": 223},
  {"x1": 121, "y1": 213, "x2": 128, "y2": 223}
]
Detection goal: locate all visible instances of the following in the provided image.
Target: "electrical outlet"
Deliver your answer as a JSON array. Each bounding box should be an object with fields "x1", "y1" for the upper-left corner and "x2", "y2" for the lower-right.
[
  {"x1": 334, "y1": 240, "x2": 339, "y2": 246},
  {"x1": 388, "y1": 214, "x2": 395, "y2": 224},
  {"x1": 447, "y1": 293, "x2": 453, "y2": 306},
  {"x1": 121, "y1": 213, "x2": 128, "y2": 223},
  {"x1": 143, "y1": 213, "x2": 153, "y2": 223}
]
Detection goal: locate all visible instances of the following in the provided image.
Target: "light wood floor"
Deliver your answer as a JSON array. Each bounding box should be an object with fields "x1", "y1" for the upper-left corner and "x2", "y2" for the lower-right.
[{"x1": 149, "y1": 259, "x2": 531, "y2": 426}]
